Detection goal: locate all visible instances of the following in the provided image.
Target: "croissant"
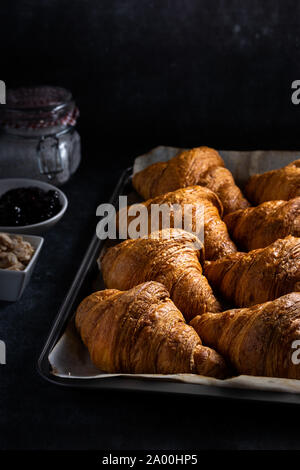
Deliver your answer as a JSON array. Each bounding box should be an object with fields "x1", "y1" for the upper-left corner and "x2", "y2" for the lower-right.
[
  {"x1": 224, "y1": 198, "x2": 300, "y2": 251},
  {"x1": 204, "y1": 236, "x2": 300, "y2": 307},
  {"x1": 101, "y1": 228, "x2": 221, "y2": 321},
  {"x1": 245, "y1": 160, "x2": 300, "y2": 205},
  {"x1": 191, "y1": 293, "x2": 300, "y2": 379},
  {"x1": 132, "y1": 146, "x2": 250, "y2": 215},
  {"x1": 75, "y1": 281, "x2": 228, "y2": 378},
  {"x1": 118, "y1": 186, "x2": 237, "y2": 260}
]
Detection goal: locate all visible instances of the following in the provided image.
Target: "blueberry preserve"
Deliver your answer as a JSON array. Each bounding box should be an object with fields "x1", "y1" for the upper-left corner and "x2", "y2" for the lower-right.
[{"x1": 0, "y1": 187, "x2": 62, "y2": 226}]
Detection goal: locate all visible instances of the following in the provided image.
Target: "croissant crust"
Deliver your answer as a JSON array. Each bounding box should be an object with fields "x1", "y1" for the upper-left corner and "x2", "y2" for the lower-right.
[
  {"x1": 101, "y1": 228, "x2": 221, "y2": 321},
  {"x1": 76, "y1": 281, "x2": 228, "y2": 378},
  {"x1": 191, "y1": 293, "x2": 300, "y2": 379},
  {"x1": 224, "y1": 198, "x2": 300, "y2": 251},
  {"x1": 204, "y1": 236, "x2": 300, "y2": 307},
  {"x1": 118, "y1": 186, "x2": 237, "y2": 260},
  {"x1": 246, "y1": 159, "x2": 300, "y2": 204},
  {"x1": 133, "y1": 146, "x2": 250, "y2": 215}
]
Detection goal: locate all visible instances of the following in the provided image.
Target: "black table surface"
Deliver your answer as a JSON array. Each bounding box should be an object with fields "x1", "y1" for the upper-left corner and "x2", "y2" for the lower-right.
[{"x1": 1, "y1": 148, "x2": 300, "y2": 451}]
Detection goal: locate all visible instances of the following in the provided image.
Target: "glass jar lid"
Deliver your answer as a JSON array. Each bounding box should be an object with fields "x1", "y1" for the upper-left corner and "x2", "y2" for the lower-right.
[{"x1": 0, "y1": 86, "x2": 79, "y2": 130}]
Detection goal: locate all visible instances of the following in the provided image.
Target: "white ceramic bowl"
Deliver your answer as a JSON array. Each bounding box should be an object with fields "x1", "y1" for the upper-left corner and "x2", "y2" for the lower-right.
[
  {"x1": 0, "y1": 234, "x2": 44, "y2": 302},
  {"x1": 0, "y1": 178, "x2": 68, "y2": 235}
]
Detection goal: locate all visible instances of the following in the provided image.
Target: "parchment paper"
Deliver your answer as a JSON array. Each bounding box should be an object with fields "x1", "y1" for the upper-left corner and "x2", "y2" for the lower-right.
[{"x1": 49, "y1": 147, "x2": 300, "y2": 394}]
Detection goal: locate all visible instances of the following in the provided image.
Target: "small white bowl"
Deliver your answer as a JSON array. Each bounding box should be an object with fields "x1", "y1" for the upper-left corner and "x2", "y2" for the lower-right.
[
  {"x1": 0, "y1": 234, "x2": 44, "y2": 302},
  {"x1": 0, "y1": 178, "x2": 68, "y2": 235}
]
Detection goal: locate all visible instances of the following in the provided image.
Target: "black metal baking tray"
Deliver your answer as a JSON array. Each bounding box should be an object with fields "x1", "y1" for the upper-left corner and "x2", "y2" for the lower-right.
[{"x1": 38, "y1": 167, "x2": 300, "y2": 405}]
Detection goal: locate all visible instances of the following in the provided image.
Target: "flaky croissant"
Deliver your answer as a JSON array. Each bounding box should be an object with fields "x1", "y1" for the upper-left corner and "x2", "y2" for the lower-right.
[
  {"x1": 204, "y1": 236, "x2": 300, "y2": 307},
  {"x1": 246, "y1": 159, "x2": 300, "y2": 205},
  {"x1": 224, "y1": 198, "x2": 300, "y2": 251},
  {"x1": 191, "y1": 293, "x2": 300, "y2": 379},
  {"x1": 132, "y1": 146, "x2": 250, "y2": 215},
  {"x1": 101, "y1": 228, "x2": 221, "y2": 321},
  {"x1": 118, "y1": 186, "x2": 237, "y2": 260},
  {"x1": 75, "y1": 281, "x2": 228, "y2": 378}
]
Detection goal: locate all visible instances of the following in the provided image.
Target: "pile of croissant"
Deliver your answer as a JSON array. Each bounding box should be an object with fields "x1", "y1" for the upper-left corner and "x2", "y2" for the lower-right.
[{"x1": 76, "y1": 147, "x2": 300, "y2": 381}]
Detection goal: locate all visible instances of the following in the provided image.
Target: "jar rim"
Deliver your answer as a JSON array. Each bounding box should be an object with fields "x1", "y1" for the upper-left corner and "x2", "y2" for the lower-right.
[
  {"x1": 5, "y1": 86, "x2": 73, "y2": 112},
  {"x1": 0, "y1": 86, "x2": 79, "y2": 130}
]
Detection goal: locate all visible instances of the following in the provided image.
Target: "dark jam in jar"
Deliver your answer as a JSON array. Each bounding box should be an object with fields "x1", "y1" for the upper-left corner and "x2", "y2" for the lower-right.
[{"x1": 0, "y1": 187, "x2": 62, "y2": 226}]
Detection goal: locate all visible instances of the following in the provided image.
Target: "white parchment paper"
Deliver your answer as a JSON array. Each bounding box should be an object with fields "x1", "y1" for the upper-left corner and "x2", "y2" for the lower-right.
[{"x1": 49, "y1": 147, "x2": 300, "y2": 394}]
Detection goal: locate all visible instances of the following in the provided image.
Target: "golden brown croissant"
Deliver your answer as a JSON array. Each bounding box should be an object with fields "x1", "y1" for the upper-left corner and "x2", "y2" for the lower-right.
[
  {"x1": 204, "y1": 236, "x2": 300, "y2": 307},
  {"x1": 101, "y1": 228, "x2": 221, "y2": 321},
  {"x1": 118, "y1": 186, "x2": 237, "y2": 260},
  {"x1": 224, "y1": 198, "x2": 300, "y2": 251},
  {"x1": 191, "y1": 293, "x2": 300, "y2": 379},
  {"x1": 75, "y1": 281, "x2": 228, "y2": 378},
  {"x1": 132, "y1": 146, "x2": 250, "y2": 214},
  {"x1": 245, "y1": 159, "x2": 300, "y2": 204}
]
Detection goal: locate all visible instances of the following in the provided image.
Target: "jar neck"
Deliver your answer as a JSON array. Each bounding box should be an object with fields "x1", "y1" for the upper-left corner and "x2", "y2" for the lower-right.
[{"x1": 0, "y1": 124, "x2": 74, "y2": 138}]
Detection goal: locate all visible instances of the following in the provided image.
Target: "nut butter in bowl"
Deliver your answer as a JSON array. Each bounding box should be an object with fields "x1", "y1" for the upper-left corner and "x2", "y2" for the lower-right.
[
  {"x1": 0, "y1": 232, "x2": 35, "y2": 271},
  {"x1": 0, "y1": 232, "x2": 44, "y2": 302}
]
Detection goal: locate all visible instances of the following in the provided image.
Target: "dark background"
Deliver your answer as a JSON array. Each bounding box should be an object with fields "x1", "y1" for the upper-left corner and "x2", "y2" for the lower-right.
[
  {"x1": 1, "y1": 0, "x2": 300, "y2": 451},
  {"x1": 2, "y1": 0, "x2": 300, "y2": 157}
]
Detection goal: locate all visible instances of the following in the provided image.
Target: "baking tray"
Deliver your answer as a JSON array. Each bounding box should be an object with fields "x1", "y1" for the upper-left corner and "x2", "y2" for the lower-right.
[{"x1": 38, "y1": 166, "x2": 300, "y2": 405}]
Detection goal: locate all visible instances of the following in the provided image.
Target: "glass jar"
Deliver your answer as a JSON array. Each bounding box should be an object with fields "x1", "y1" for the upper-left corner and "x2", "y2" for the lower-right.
[{"x1": 0, "y1": 86, "x2": 81, "y2": 185}]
